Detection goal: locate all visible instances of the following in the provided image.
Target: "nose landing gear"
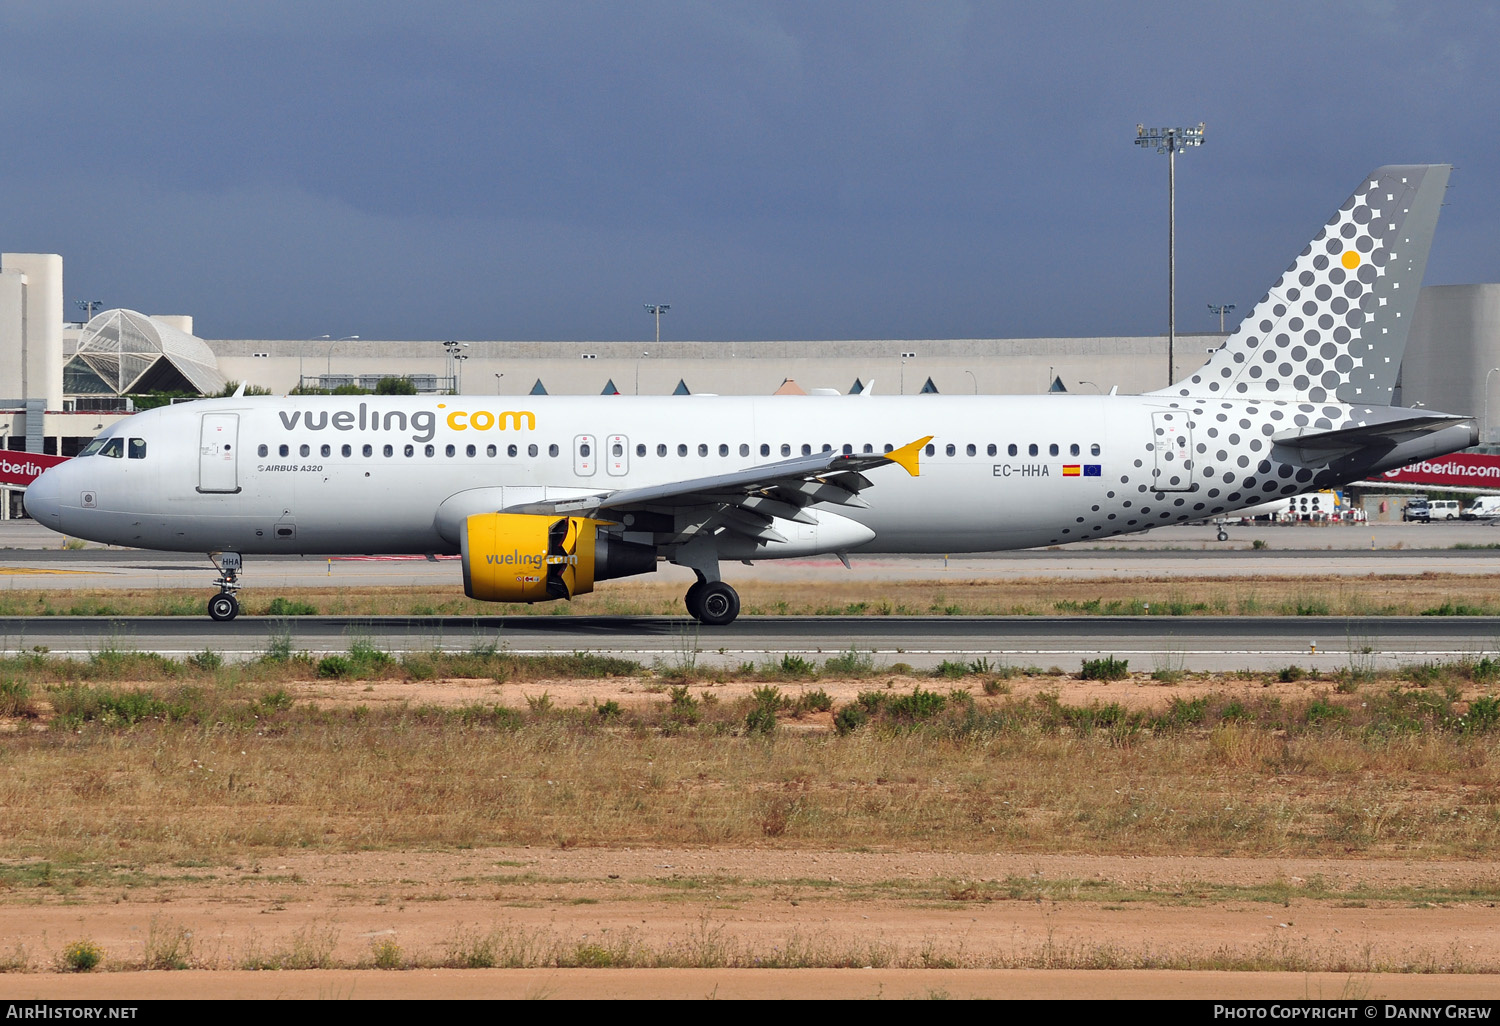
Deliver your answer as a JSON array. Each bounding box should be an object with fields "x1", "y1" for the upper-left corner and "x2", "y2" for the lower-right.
[{"x1": 207, "y1": 551, "x2": 242, "y2": 621}]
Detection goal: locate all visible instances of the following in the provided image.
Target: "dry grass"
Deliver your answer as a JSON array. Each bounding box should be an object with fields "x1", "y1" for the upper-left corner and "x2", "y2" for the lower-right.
[
  {"x1": 3, "y1": 669, "x2": 1500, "y2": 864},
  {"x1": 4, "y1": 572, "x2": 1500, "y2": 617}
]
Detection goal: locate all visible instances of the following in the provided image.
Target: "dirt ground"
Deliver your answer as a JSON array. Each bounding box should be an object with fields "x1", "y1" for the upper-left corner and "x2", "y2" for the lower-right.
[{"x1": 6, "y1": 676, "x2": 1500, "y2": 1000}]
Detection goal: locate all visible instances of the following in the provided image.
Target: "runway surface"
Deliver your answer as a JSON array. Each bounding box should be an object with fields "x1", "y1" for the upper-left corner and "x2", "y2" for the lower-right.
[
  {"x1": 5, "y1": 613, "x2": 1497, "y2": 672},
  {"x1": 2, "y1": 520, "x2": 1500, "y2": 590}
]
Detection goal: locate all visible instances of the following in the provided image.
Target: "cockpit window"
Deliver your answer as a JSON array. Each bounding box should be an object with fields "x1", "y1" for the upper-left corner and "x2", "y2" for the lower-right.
[
  {"x1": 128, "y1": 438, "x2": 147, "y2": 460},
  {"x1": 99, "y1": 438, "x2": 124, "y2": 459},
  {"x1": 80, "y1": 439, "x2": 106, "y2": 457}
]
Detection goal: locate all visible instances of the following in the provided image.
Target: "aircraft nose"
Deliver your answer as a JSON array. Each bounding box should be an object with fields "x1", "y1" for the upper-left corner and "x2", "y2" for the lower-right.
[{"x1": 24, "y1": 469, "x2": 62, "y2": 528}]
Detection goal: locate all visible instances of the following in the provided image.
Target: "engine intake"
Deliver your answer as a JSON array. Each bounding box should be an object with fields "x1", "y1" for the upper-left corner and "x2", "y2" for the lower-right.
[{"x1": 460, "y1": 513, "x2": 655, "y2": 603}]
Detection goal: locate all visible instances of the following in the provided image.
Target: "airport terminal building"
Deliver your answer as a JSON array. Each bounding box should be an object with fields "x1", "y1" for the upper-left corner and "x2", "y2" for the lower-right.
[{"x1": 3, "y1": 250, "x2": 1499, "y2": 514}]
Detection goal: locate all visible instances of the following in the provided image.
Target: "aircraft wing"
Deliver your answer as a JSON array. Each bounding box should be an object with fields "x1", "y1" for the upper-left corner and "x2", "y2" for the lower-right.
[{"x1": 502, "y1": 435, "x2": 931, "y2": 545}]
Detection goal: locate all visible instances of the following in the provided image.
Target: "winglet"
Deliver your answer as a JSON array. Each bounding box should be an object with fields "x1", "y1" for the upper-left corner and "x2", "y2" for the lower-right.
[
  {"x1": 886, "y1": 435, "x2": 932, "y2": 477},
  {"x1": 232, "y1": 381, "x2": 247, "y2": 398}
]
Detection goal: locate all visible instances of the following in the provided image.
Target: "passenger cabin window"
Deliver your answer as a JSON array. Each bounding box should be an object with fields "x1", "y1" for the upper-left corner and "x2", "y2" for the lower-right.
[
  {"x1": 320, "y1": 444, "x2": 331, "y2": 457},
  {"x1": 965, "y1": 444, "x2": 976, "y2": 457},
  {"x1": 1049, "y1": 443, "x2": 1059, "y2": 456},
  {"x1": 486, "y1": 444, "x2": 497, "y2": 457},
  {"x1": 636, "y1": 443, "x2": 646, "y2": 457},
  {"x1": 403, "y1": 444, "x2": 415, "y2": 458},
  {"x1": 507, "y1": 444, "x2": 518, "y2": 457},
  {"x1": 719, "y1": 443, "x2": 729, "y2": 457},
  {"x1": 299, "y1": 444, "x2": 310, "y2": 457},
  {"x1": 548, "y1": 444, "x2": 559, "y2": 457},
  {"x1": 383, "y1": 444, "x2": 394, "y2": 457},
  {"x1": 677, "y1": 444, "x2": 688, "y2": 457},
  {"x1": 1008, "y1": 444, "x2": 1018, "y2": 456},
  {"x1": 279, "y1": 444, "x2": 290, "y2": 457},
  {"x1": 1091, "y1": 443, "x2": 1101, "y2": 456},
  {"x1": 464, "y1": 444, "x2": 475, "y2": 457},
  {"x1": 257, "y1": 444, "x2": 269, "y2": 457},
  {"x1": 1028, "y1": 444, "x2": 1038, "y2": 456},
  {"x1": 924, "y1": 444, "x2": 935, "y2": 457},
  {"x1": 801, "y1": 444, "x2": 812, "y2": 456},
  {"x1": 781, "y1": 444, "x2": 791, "y2": 456},
  {"x1": 987, "y1": 444, "x2": 997, "y2": 456},
  {"x1": 527, "y1": 444, "x2": 538, "y2": 457},
  {"x1": 342, "y1": 444, "x2": 352, "y2": 457},
  {"x1": 1069, "y1": 443, "x2": 1080, "y2": 456},
  {"x1": 945, "y1": 444, "x2": 956, "y2": 456},
  {"x1": 362, "y1": 444, "x2": 374, "y2": 457},
  {"x1": 447, "y1": 444, "x2": 457, "y2": 457},
  {"x1": 698, "y1": 444, "x2": 709, "y2": 457}
]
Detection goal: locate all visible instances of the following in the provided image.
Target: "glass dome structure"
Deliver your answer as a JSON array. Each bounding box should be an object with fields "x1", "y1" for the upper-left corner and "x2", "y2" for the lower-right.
[{"x1": 64, "y1": 309, "x2": 227, "y2": 396}]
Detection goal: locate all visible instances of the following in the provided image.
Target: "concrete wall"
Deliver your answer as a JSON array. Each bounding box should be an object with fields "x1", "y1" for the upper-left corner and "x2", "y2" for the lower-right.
[
  {"x1": 210, "y1": 334, "x2": 1228, "y2": 398},
  {"x1": 0, "y1": 254, "x2": 63, "y2": 411}
]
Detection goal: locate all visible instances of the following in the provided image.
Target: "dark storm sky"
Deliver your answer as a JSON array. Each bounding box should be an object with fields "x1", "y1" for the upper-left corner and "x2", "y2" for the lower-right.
[{"x1": 2, "y1": 1, "x2": 1496, "y2": 341}]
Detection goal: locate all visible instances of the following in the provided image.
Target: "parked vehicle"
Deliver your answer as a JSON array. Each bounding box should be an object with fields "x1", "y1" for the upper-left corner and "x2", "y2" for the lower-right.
[
  {"x1": 1462, "y1": 496, "x2": 1500, "y2": 520},
  {"x1": 1406, "y1": 498, "x2": 1460, "y2": 522},
  {"x1": 1403, "y1": 498, "x2": 1432, "y2": 522}
]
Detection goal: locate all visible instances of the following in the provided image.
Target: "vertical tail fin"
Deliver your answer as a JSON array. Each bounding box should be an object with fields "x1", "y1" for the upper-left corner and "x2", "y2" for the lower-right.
[{"x1": 1155, "y1": 164, "x2": 1450, "y2": 405}]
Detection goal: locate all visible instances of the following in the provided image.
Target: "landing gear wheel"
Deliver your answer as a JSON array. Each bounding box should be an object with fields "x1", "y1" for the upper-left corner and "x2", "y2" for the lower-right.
[
  {"x1": 1216, "y1": 528, "x2": 1229, "y2": 542},
  {"x1": 684, "y1": 580, "x2": 706, "y2": 619},
  {"x1": 208, "y1": 593, "x2": 239, "y2": 622},
  {"x1": 695, "y1": 582, "x2": 740, "y2": 627}
]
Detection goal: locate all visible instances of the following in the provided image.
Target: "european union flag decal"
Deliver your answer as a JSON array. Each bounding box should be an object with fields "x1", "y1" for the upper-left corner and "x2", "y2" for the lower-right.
[{"x1": 1083, "y1": 465, "x2": 1101, "y2": 476}]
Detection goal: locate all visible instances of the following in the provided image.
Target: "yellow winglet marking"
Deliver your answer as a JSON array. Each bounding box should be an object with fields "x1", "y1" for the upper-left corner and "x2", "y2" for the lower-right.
[{"x1": 886, "y1": 435, "x2": 932, "y2": 477}]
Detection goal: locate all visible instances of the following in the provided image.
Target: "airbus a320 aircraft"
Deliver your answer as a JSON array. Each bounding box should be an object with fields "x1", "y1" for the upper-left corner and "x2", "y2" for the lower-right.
[{"x1": 24, "y1": 164, "x2": 1477, "y2": 625}]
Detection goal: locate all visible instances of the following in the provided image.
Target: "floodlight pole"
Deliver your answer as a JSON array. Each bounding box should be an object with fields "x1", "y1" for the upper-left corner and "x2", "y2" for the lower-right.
[
  {"x1": 644, "y1": 304, "x2": 669, "y2": 345},
  {"x1": 1135, "y1": 123, "x2": 1205, "y2": 387},
  {"x1": 1208, "y1": 303, "x2": 1235, "y2": 333}
]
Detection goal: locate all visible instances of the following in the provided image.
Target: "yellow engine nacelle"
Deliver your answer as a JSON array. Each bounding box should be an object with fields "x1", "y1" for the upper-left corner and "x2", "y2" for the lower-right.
[{"x1": 461, "y1": 513, "x2": 600, "y2": 603}]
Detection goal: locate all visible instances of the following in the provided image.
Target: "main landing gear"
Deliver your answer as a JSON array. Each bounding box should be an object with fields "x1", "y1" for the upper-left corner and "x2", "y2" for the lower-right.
[
  {"x1": 684, "y1": 576, "x2": 741, "y2": 626},
  {"x1": 207, "y1": 551, "x2": 243, "y2": 621}
]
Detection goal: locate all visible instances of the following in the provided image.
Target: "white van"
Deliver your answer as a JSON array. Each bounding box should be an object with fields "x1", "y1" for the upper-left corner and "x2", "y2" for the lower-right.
[
  {"x1": 1463, "y1": 496, "x2": 1500, "y2": 520},
  {"x1": 1426, "y1": 499, "x2": 1462, "y2": 521}
]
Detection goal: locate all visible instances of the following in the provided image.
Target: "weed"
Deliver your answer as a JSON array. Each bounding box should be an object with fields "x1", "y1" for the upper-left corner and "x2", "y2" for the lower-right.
[
  {"x1": 833, "y1": 703, "x2": 868, "y2": 734},
  {"x1": 982, "y1": 679, "x2": 1012, "y2": 696},
  {"x1": 1251, "y1": 538, "x2": 1269, "y2": 550},
  {"x1": 793, "y1": 688, "x2": 834, "y2": 715},
  {"x1": 775, "y1": 654, "x2": 816, "y2": 679},
  {"x1": 1079, "y1": 656, "x2": 1129, "y2": 681},
  {"x1": 187, "y1": 649, "x2": 223, "y2": 672},
  {"x1": 0, "y1": 679, "x2": 32, "y2": 717},
  {"x1": 1276, "y1": 665, "x2": 1306, "y2": 683},
  {"x1": 262, "y1": 623, "x2": 295, "y2": 663},
  {"x1": 371, "y1": 937, "x2": 404, "y2": 969},
  {"x1": 61, "y1": 940, "x2": 102, "y2": 972},
  {"x1": 143, "y1": 917, "x2": 192, "y2": 970},
  {"x1": 884, "y1": 686, "x2": 947, "y2": 722},
  {"x1": 595, "y1": 699, "x2": 623, "y2": 721},
  {"x1": 525, "y1": 692, "x2": 554, "y2": 716},
  {"x1": 932, "y1": 660, "x2": 969, "y2": 679},
  {"x1": 823, "y1": 648, "x2": 876, "y2": 676}
]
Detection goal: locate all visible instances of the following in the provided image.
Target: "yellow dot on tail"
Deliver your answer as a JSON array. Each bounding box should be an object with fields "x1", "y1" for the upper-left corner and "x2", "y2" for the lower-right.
[{"x1": 1341, "y1": 251, "x2": 1360, "y2": 270}]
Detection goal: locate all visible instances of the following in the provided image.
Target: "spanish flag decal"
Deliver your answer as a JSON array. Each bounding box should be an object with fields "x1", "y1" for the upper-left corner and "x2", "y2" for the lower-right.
[{"x1": 1063, "y1": 465, "x2": 1081, "y2": 477}]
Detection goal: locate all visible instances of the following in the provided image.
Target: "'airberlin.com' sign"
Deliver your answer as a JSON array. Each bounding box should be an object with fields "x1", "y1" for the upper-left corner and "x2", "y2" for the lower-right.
[
  {"x1": 1378, "y1": 452, "x2": 1500, "y2": 488},
  {"x1": 0, "y1": 452, "x2": 69, "y2": 487}
]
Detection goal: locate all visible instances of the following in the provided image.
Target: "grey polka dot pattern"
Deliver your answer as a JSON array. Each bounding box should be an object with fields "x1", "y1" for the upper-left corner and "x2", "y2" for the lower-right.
[
  {"x1": 1036, "y1": 166, "x2": 1454, "y2": 547},
  {"x1": 1158, "y1": 165, "x2": 1449, "y2": 406}
]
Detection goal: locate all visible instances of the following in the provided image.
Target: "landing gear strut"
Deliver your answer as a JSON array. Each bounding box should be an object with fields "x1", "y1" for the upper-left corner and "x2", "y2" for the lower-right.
[
  {"x1": 683, "y1": 575, "x2": 740, "y2": 626},
  {"x1": 208, "y1": 551, "x2": 242, "y2": 622}
]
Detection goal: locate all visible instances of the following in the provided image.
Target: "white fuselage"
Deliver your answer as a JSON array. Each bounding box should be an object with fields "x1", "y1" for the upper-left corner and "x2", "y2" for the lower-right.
[{"x1": 23, "y1": 392, "x2": 1462, "y2": 557}]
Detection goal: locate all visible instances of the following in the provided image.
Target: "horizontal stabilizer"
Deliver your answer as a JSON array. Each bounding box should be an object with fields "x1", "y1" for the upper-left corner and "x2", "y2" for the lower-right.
[{"x1": 1273, "y1": 410, "x2": 1473, "y2": 452}]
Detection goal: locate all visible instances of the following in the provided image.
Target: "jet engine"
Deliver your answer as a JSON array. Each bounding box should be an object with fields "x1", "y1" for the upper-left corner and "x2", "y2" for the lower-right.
[{"x1": 460, "y1": 513, "x2": 655, "y2": 603}]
